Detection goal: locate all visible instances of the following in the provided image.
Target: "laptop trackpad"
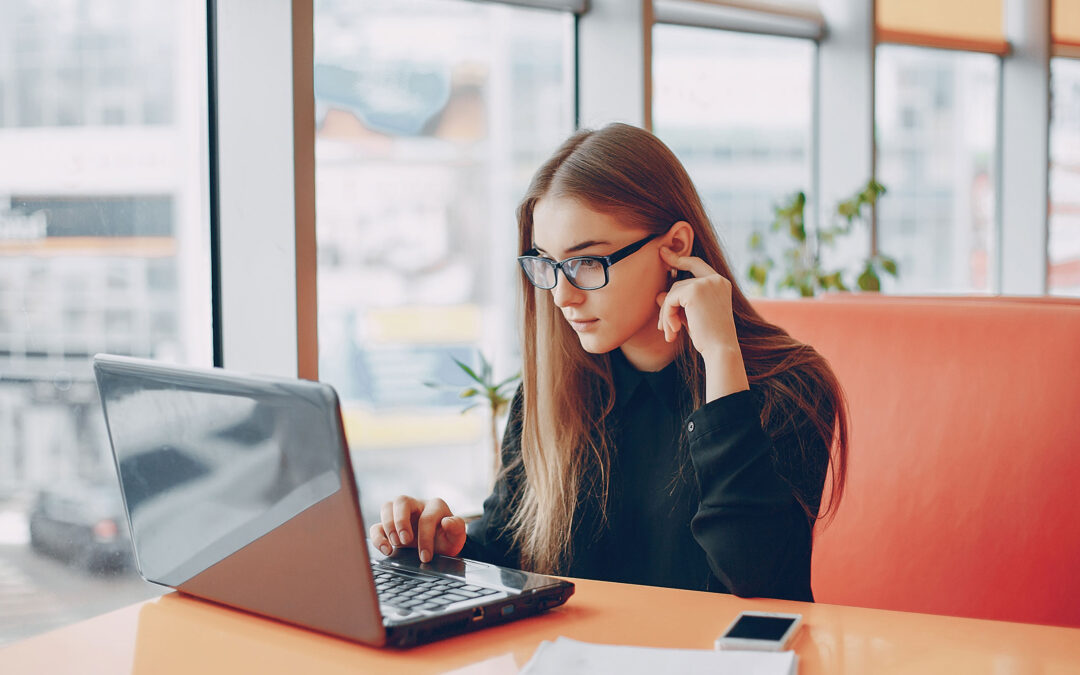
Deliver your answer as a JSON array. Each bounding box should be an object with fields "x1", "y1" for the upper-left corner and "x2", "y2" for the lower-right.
[{"x1": 370, "y1": 544, "x2": 561, "y2": 594}]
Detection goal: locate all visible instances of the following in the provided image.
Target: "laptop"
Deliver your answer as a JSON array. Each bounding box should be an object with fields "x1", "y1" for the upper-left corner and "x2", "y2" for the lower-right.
[{"x1": 92, "y1": 354, "x2": 574, "y2": 647}]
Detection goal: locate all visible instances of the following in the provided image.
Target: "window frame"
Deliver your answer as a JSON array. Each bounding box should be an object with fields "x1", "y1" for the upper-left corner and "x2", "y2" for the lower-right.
[{"x1": 209, "y1": 0, "x2": 317, "y2": 377}]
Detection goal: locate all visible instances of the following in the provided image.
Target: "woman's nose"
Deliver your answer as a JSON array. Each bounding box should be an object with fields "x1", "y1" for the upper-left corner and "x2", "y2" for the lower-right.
[{"x1": 550, "y1": 274, "x2": 584, "y2": 308}]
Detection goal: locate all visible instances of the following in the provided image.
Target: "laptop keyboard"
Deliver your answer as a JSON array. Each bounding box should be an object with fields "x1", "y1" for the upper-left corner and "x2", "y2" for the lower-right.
[{"x1": 373, "y1": 567, "x2": 499, "y2": 613}]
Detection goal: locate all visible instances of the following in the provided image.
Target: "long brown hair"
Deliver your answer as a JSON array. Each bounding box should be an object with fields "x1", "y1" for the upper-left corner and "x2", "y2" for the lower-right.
[{"x1": 507, "y1": 123, "x2": 849, "y2": 574}]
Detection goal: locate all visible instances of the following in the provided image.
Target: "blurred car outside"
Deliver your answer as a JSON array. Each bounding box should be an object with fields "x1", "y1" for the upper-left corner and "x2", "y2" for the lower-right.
[{"x1": 28, "y1": 480, "x2": 133, "y2": 573}]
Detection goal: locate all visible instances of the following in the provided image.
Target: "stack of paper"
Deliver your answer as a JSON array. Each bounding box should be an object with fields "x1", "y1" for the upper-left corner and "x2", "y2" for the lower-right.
[{"x1": 520, "y1": 637, "x2": 798, "y2": 675}]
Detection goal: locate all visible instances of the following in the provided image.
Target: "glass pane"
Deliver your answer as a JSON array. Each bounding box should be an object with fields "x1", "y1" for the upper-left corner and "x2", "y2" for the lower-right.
[
  {"x1": 313, "y1": 0, "x2": 574, "y2": 524},
  {"x1": 875, "y1": 45, "x2": 999, "y2": 293},
  {"x1": 1049, "y1": 57, "x2": 1080, "y2": 297},
  {"x1": 652, "y1": 25, "x2": 814, "y2": 291},
  {"x1": 0, "y1": 1, "x2": 211, "y2": 644}
]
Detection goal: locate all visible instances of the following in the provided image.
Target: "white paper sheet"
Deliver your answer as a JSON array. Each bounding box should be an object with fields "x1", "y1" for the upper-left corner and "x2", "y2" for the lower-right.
[{"x1": 519, "y1": 637, "x2": 798, "y2": 675}]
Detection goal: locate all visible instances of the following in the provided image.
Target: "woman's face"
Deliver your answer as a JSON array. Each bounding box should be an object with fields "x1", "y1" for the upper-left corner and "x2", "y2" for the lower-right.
[{"x1": 530, "y1": 196, "x2": 674, "y2": 369}]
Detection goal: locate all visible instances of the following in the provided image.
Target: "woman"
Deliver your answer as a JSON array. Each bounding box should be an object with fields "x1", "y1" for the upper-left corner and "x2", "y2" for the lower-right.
[{"x1": 370, "y1": 123, "x2": 848, "y2": 602}]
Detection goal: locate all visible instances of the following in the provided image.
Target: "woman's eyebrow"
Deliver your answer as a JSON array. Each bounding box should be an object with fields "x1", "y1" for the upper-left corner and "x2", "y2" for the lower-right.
[{"x1": 533, "y1": 239, "x2": 610, "y2": 255}]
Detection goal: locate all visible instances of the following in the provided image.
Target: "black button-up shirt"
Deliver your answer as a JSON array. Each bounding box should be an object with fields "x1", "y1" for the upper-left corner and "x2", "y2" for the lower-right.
[{"x1": 461, "y1": 349, "x2": 826, "y2": 602}]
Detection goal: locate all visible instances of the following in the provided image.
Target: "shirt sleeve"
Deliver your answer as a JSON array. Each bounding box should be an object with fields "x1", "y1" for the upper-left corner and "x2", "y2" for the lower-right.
[
  {"x1": 684, "y1": 389, "x2": 818, "y2": 601},
  {"x1": 459, "y1": 385, "x2": 524, "y2": 569}
]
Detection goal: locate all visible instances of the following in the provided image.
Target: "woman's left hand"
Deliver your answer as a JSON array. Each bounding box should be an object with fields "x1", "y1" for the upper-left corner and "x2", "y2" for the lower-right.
[{"x1": 656, "y1": 246, "x2": 750, "y2": 401}]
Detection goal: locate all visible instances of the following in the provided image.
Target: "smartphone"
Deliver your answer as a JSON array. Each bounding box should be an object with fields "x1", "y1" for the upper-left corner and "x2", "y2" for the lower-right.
[{"x1": 714, "y1": 611, "x2": 802, "y2": 651}]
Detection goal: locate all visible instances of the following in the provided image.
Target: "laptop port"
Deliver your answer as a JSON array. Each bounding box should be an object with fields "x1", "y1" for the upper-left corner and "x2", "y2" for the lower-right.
[{"x1": 471, "y1": 607, "x2": 485, "y2": 622}]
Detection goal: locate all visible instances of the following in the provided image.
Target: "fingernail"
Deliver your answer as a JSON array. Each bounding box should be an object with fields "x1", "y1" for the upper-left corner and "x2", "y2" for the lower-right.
[
  {"x1": 380, "y1": 545, "x2": 391, "y2": 556},
  {"x1": 389, "y1": 532, "x2": 400, "y2": 547},
  {"x1": 420, "y1": 549, "x2": 431, "y2": 563},
  {"x1": 399, "y1": 530, "x2": 410, "y2": 545}
]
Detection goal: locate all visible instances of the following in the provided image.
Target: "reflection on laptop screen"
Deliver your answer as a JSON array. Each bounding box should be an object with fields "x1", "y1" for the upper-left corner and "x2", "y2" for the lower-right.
[{"x1": 98, "y1": 368, "x2": 344, "y2": 587}]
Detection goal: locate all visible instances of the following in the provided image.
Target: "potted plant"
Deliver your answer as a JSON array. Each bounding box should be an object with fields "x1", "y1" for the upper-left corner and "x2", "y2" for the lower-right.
[
  {"x1": 426, "y1": 353, "x2": 519, "y2": 486},
  {"x1": 747, "y1": 179, "x2": 898, "y2": 296}
]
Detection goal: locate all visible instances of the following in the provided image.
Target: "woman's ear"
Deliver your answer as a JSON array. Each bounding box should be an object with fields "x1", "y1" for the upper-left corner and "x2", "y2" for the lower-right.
[{"x1": 665, "y1": 221, "x2": 694, "y2": 257}]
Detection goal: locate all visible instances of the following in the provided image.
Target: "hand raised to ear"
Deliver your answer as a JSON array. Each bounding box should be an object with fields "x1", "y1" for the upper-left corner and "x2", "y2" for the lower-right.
[{"x1": 656, "y1": 246, "x2": 749, "y2": 402}]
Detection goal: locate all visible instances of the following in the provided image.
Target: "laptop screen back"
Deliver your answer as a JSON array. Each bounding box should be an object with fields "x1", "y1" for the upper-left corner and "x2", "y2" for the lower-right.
[{"x1": 94, "y1": 357, "x2": 347, "y2": 587}]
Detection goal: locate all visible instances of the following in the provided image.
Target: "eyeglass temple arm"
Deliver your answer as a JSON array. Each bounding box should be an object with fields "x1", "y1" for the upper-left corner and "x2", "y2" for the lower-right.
[{"x1": 605, "y1": 233, "x2": 660, "y2": 265}]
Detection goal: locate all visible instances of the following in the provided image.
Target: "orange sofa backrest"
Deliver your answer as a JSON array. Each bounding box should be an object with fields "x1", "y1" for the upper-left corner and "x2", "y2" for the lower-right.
[{"x1": 753, "y1": 297, "x2": 1080, "y2": 627}]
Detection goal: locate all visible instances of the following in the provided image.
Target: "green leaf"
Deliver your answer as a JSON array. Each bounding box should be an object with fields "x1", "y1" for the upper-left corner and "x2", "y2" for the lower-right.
[
  {"x1": 460, "y1": 387, "x2": 479, "y2": 398},
  {"x1": 748, "y1": 264, "x2": 768, "y2": 287},
  {"x1": 857, "y1": 264, "x2": 881, "y2": 291},
  {"x1": 474, "y1": 352, "x2": 490, "y2": 383},
  {"x1": 452, "y1": 356, "x2": 484, "y2": 385},
  {"x1": 749, "y1": 231, "x2": 763, "y2": 250},
  {"x1": 880, "y1": 257, "x2": 899, "y2": 276},
  {"x1": 818, "y1": 271, "x2": 845, "y2": 291}
]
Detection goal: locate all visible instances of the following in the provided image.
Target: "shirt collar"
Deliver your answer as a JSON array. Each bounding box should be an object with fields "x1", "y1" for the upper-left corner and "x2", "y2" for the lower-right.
[{"x1": 610, "y1": 349, "x2": 682, "y2": 413}]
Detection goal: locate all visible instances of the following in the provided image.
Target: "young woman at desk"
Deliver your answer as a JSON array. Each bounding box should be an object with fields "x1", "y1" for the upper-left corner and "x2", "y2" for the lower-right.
[{"x1": 370, "y1": 123, "x2": 848, "y2": 602}]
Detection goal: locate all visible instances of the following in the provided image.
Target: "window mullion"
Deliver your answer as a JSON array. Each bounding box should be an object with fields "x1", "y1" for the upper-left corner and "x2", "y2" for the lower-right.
[
  {"x1": 999, "y1": 0, "x2": 1051, "y2": 294},
  {"x1": 212, "y1": 0, "x2": 305, "y2": 377}
]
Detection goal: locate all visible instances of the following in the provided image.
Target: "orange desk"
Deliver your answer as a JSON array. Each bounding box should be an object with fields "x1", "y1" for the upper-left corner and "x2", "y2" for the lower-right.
[{"x1": 3, "y1": 578, "x2": 1079, "y2": 674}]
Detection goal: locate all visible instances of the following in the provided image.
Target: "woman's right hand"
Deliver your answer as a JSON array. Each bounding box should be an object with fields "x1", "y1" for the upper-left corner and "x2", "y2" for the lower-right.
[{"x1": 369, "y1": 496, "x2": 467, "y2": 563}]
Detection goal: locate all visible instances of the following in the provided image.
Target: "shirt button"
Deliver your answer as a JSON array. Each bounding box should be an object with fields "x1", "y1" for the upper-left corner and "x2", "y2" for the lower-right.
[{"x1": 687, "y1": 421, "x2": 695, "y2": 433}]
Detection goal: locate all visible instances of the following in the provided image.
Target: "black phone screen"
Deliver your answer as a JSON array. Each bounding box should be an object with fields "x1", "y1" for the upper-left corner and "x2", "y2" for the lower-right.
[{"x1": 724, "y1": 615, "x2": 796, "y2": 641}]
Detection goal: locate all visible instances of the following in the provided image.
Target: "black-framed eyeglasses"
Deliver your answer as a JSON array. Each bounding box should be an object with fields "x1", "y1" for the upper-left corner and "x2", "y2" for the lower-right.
[{"x1": 517, "y1": 233, "x2": 660, "y2": 291}]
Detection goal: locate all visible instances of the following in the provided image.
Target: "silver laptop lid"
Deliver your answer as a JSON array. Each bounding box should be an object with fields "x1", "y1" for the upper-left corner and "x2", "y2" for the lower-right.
[{"x1": 93, "y1": 354, "x2": 385, "y2": 645}]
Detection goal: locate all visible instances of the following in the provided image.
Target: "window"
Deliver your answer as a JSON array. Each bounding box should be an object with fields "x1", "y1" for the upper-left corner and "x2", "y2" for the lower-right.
[
  {"x1": 313, "y1": 0, "x2": 575, "y2": 524},
  {"x1": 0, "y1": 1, "x2": 210, "y2": 644},
  {"x1": 1049, "y1": 57, "x2": 1080, "y2": 296},
  {"x1": 875, "y1": 45, "x2": 999, "y2": 293},
  {"x1": 651, "y1": 25, "x2": 815, "y2": 288}
]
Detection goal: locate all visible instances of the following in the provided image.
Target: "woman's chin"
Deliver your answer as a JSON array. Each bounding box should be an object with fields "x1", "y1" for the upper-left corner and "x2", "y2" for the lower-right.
[{"x1": 575, "y1": 332, "x2": 615, "y2": 354}]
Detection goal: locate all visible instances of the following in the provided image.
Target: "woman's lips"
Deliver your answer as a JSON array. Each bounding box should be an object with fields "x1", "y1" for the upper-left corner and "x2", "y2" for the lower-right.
[{"x1": 568, "y1": 318, "x2": 599, "y2": 332}]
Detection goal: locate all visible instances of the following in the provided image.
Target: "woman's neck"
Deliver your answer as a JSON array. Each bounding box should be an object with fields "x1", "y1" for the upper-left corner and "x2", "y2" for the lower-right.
[{"x1": 619, "y1": 333, "x2": 678, "y2": 372}]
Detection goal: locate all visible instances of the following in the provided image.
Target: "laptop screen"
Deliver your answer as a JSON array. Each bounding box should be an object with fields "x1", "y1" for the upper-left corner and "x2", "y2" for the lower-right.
[{"x1": 95, "y1": 358, "x2": 347, "y2": 587}]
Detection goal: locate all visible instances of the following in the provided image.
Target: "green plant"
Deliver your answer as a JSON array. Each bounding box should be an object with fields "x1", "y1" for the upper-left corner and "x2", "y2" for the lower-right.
[
  {"x1": 747, "y1": 180, "x2": 898, "y2": 297},
  {"x1": 425, "y1": 353, "x2": 520, "y2": 482}
]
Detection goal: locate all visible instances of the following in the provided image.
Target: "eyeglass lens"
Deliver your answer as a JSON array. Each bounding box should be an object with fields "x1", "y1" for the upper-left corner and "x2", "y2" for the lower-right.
[{"x1": 521, "y1": 257, "x2": 607, "y2": 290}]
